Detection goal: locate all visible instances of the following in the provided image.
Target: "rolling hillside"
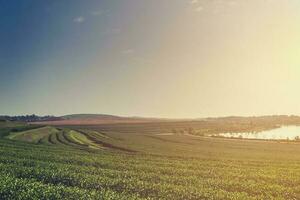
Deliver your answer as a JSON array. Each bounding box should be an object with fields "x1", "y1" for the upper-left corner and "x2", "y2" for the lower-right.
[
  {"x1": 2, "y1": 120, "x2": 300, "y2": 199},
  {"x1": 32, "y1": 114, "x2": 174, "y2": 125}
]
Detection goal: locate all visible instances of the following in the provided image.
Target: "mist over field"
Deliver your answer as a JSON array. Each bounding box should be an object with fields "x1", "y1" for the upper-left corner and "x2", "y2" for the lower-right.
[{"x1": 1, "y1": 0, "x2": 300, "y2": 199}]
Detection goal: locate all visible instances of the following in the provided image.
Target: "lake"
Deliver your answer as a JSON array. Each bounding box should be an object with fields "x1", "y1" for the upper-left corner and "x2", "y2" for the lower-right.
[{"x1": 212, "y1": 126, "x2": 300, "y2": 140}]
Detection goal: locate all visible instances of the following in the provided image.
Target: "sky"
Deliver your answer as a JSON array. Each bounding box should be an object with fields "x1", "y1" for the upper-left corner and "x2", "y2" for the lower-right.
[{"x1": 1, "y1": 0, "x2": 300, "y2": 118}]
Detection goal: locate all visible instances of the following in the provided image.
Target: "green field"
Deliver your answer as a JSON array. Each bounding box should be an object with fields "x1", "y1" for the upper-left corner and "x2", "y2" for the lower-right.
[{"x1": 1, "y1": 121, "x2": 300, "y2": 199}]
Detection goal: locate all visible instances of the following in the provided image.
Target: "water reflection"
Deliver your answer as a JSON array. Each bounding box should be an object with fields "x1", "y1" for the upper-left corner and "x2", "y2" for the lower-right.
[{"x1": 212, "y1": 126, "x2": 300, "y2": 140}]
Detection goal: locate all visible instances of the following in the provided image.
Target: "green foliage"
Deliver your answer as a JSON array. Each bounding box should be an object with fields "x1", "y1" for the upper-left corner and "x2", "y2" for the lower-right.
[{"x1": 1, "y1": 122, "x2": 300, "y2": 199}]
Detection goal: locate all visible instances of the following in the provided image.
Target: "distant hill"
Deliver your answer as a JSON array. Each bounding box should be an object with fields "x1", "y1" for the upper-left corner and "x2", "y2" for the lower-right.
[
  {"x1": 61, "y1": 114, "x2": 123, "y2": 120},
  {"x1": 5, "y1": 114, "x2": 300, "y2": 126},
  {"x1": 32, "y1": 114, "x2": 171, "y2": 125}
]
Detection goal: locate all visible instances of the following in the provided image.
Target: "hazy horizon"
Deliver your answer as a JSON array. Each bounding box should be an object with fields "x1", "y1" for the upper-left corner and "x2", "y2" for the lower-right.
[
  {"x1": 2, "y1": 0, "x2": 300, "y2": 118},
  {"x1": 2, "y1": 113, "x2": 300, "y2": 120}
]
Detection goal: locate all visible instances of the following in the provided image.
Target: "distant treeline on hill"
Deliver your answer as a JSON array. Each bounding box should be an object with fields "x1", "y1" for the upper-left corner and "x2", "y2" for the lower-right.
[{"x1": 0, "y1": 115, "x2": 62, "y2": 122}]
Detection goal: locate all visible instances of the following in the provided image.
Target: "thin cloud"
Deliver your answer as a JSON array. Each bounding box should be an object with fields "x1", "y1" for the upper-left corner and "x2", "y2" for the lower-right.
[
  {"x1": 195, "y1": 6, "x2": 204, "y2": 12},
  {"x1": 190, "y1": 0, "x2": 199, "y2": 4},
  {"x1": 91, "y1": 11, "x2": 103, "y2": 16},
  {"x1": 73, "y1": 16, "x2": 85, "y2": 23},
  {"x1": 103, "y1": 28, "x2": 121, "y2": 35},
  {"x1": 122, "y1": 49, "x2": 135, "y2": 54},
  {"x1": 228, "y1": 1, "x2": 238, "y2": 6}
]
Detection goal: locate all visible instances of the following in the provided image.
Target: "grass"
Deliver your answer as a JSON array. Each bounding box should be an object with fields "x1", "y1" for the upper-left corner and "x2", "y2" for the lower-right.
[
  {"x1": 1, "y1": 120, "x2": 300, "y2": 199},
  {"x1": 7, "y1": 126, "x2": 58, "y2": 142}
]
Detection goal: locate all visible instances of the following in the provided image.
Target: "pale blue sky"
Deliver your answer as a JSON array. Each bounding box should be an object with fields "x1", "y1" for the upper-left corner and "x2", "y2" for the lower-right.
[{"x1": 1, "y1": 0, "x2": 300, "y2": 118}]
